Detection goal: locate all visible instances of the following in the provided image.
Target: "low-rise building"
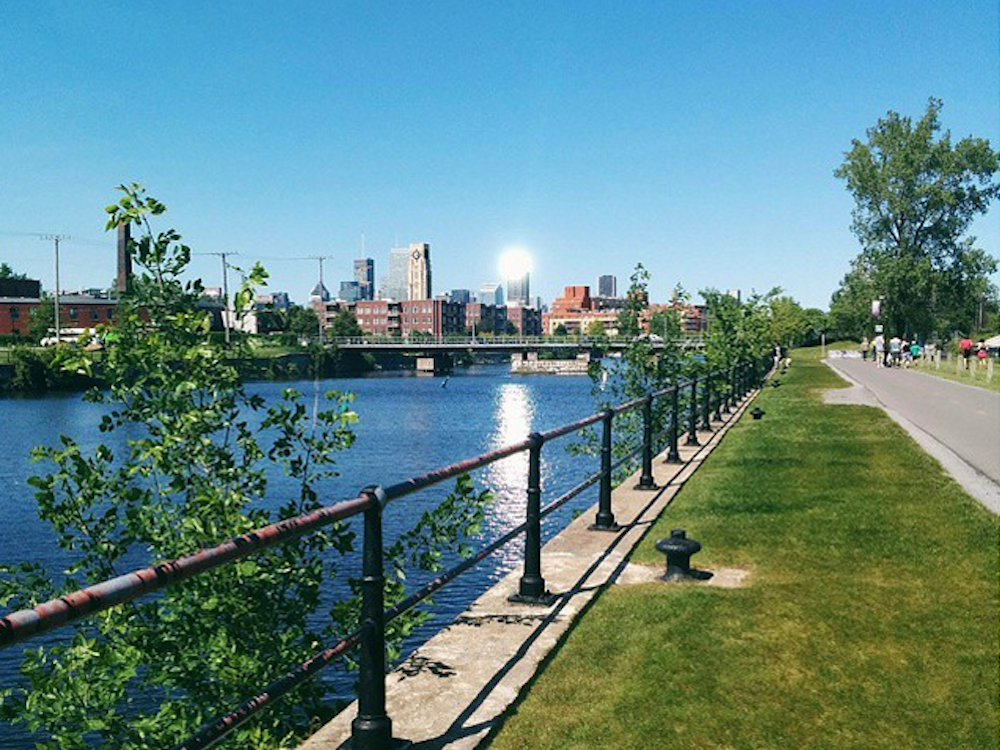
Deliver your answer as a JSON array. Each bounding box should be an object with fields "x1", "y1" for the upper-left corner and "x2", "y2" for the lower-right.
[{"x1": 506, "y1": 305, "x2": 542, "y2": 336}]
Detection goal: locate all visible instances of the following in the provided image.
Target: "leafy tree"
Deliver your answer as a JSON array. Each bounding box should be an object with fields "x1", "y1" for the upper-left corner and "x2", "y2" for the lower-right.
[
  {"x1": 329, "y1": 308, "x2": 363, "y2": 338},
  {"x1": 0, "y1": 185, "x2": 490, "y2": 749},
  {"x1": 833, "y1": 98, "x2": 1000, "y2": 338},
  {"x1": 615, "y1": 264, "x2": 650, "y2": 338},
  {"x1": 286, "y1": 304, "x2": 321, "y2": 339},
  {"x1": 767, "y1": 296, "x2": 811, "y2": 349},
  {"x1": 28, "y1": 297, "x2": 54, "y2": 343},
  {"x1": 0, "y1": 262, "x2": 28, "y2": 280},
  {"x1": 585, "y1": 320, "x2": 606, "y2": 337},
  {"x1": 552, "y1": 323, "x2": 568, "y2": 337}
]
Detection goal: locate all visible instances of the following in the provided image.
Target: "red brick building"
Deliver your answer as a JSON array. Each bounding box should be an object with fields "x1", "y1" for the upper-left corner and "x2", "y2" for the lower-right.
[
  {"x1": 506, "y1": 305, "x2": 542, "y2": 336},
  {"x1": 465, "y1": 302, "x2": 506, "y2": 335}
]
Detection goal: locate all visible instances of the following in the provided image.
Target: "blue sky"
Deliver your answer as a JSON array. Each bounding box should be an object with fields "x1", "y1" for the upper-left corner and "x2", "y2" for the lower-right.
[{"x1": 1, "y1": 1, "x2": 997, "y2": 309}]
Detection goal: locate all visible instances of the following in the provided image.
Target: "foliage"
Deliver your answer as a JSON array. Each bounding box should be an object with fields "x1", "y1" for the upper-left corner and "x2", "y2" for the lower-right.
[
  {"x1": 615, "y1": 264, "x2": 650, "y2": 338},
  {"x1": 585, "y1": 320, "x2": 607, "y2": 338},
  {"x1": 833, "y1": 98, "x2": 1000, "y2": 339},
  {"x1": 0, "y1": 262, "x2": 28, "y2": 280},
  {"x1": 329, "y1": 309, "x2": 363, "y2": 338},
  {"x1": 0, "y1": 185, "x2": 490, "y2": 749},
  {"x1": 552, "y1": 323, "x2": 569, "y2": 337},
  {"x1": 285, "y1": 304, "x2": 321, "y2": 339},
  {"x1": 28, "y1": 298, "x2": 54, "y2": 344},
  {"x1": 701, "y1": 287, "x2": 777, "y2": 369},
  {"x1": 4, "y1": 345, "x2": 94, "y2": 392}
]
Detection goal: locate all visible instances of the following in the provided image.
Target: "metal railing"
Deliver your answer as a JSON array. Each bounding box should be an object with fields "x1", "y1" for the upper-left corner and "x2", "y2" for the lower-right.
[{"x1": 0, "y1": 359, "x2": 765, "y2": 750}]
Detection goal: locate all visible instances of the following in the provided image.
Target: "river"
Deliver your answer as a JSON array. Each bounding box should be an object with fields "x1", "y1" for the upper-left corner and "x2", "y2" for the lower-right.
[{"x1": 0, "y1": 364, "x2": 604, "y2": 747}]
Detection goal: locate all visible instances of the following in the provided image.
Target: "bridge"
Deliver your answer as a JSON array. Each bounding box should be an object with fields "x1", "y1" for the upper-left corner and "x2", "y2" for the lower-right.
[{"x1": 326, "y1": 334, "x2": 705, "y2": 353}]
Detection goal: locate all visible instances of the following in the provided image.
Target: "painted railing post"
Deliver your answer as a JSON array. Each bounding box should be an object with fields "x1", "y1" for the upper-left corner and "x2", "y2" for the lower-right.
[
  {"x1": 635, "y1": 395, "x2": 658, "y2": 490},
  {"x1": 685, "y1": 378, "x2": 700, "y2": 446},
  {"x1": 722, "y1": 366, "x2": 733, "y2": 414},
  {"x1": 592, "y1": 409, "x2": 621, "y2": 529},
  {"x1": 699, "y1": 372, "x2": 713, "y2": 432},
  {"x1": 730, "y1": 365, "x2": 739, "y2": 407},
  {"x1": 510, "y1": 433, "x2": 555, "y2": 604},
  {"x1": 351, "y1": 486, "x2": 395, "y2": 750},
  {"x1": 712, "y1": 369, "x2": 723, "y2": 422},
  {"x1": 665, "y1": 385, "x2": 681, "y2": 463}
]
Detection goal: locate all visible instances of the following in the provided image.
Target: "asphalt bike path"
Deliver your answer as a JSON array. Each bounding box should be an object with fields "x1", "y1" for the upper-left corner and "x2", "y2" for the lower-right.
[{"x1": 826, "y1": 355, "x2": 1000, "y2": 514}]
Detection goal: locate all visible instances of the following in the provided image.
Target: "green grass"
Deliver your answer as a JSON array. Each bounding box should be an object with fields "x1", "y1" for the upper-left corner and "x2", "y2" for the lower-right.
[
  {"x1": 488, "y1": 350, "x2": 998, "y2": 750},
  {"x1": 907, "y1": 357, "x2": 1000, "y2": 393}
]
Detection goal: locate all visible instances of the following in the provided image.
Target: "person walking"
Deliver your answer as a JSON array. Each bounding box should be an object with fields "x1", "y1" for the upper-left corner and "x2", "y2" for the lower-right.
[
  {"x1": 889, "y1": 335, "x2": 902, "y2": 368},
  {"x1": 860, "y1": 336, "x2": 869, "y2": 361},
  {"x1": 874, "y1": 334, "x2": 885, "y2": 368},
  {"x1": 960, "y1": 336, "x2": 973, "y2": 370},
  {"x1": 977, "y1": 341, "x2": 988, "y2": 370}
]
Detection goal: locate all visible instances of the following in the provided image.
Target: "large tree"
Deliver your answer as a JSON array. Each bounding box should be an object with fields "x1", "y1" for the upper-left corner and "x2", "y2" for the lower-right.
[{"x1": 833, "y1": 98, "x2": 999, "y2": 339}]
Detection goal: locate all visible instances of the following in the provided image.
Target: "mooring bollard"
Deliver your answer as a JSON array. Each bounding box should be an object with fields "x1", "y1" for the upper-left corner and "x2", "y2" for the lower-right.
[
  {"x1": 635, "y1": 395, "x2": 658, "y2": 490},
  {"x1": 655, "y1": 529, "x2": 704, "y2": 581},
  {"x1": 351, "y1": 485, "x2": 396, "y2": 750}
]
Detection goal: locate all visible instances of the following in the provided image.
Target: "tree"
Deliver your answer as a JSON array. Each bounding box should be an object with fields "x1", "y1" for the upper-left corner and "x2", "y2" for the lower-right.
[
  {"x1": 0, "y1": 262, "x2": 28, "y2": 280},
  {"x1": 0, "y1": 185, "x2": 489, "y2": 749},
  {"x1": 833, "y1": 98, "x2": 1000, "y2": 338},
  {"x1": 329, "y1": 308, "x2": 363, "y2": 338},
  {"x1": 552, "y1": 323, "x2": 568, "y2": 337},
  {"x1": 285, "y1": 304, "x2": 321, "y2": 338},
  {"x1": 615, "y1": 264, "x2": 650, "y2": 338},
  {"x1": 585, "y1": 320, "x2": 607, "y2": 337}
]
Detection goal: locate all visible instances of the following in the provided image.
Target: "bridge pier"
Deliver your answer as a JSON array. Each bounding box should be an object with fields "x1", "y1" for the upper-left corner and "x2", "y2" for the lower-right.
[{"x1": 416, "y1": 354, "x2": 453, "y2": 375}]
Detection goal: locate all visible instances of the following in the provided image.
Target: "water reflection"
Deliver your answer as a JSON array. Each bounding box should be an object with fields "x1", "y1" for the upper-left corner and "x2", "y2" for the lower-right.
[{"x1": 483, "y1": 382, "x2": 537, "y2": 574}]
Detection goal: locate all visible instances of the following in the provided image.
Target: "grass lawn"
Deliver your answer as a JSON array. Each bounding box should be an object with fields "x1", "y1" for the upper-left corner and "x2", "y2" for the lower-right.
[
  {"x1": 908, "y1": 357, "x2": 1000, "y2": 393},
  {"x1": 488, "y1": 349, "x2": 998, "y2": 750}
]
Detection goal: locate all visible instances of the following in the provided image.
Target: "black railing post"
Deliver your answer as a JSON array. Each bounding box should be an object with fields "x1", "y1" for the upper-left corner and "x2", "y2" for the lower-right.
[
  {"x1": 730, "y1": 365, "x2": 739, "y2": 406},
  {"x1": 712, "y1": 369, "x2": 723, "y2": 422},
  {"x1": 685, "y1": 378, "x2": 700, "y2": 446},
  {"x1": 699, "y1": 372, "x2": 713, "y2": 432},
  {"x1": 635, "y1": 395, "x2": 658, "y2": 490},
  {"x1": 665, "y1": 385, "x2": 681, "y2": 463},
  {"x1": 592, "y1": 409, "x2": 621, "y2": 529},
  {"x1": 510, "y1": 433, "x2": 556, "y2": 605},
  {"x1": 351, "y1": 486, "x2": 395, "y2": 750},
  {"x1": 722, "y1": 366, "x2": 733, "y2": 414}
]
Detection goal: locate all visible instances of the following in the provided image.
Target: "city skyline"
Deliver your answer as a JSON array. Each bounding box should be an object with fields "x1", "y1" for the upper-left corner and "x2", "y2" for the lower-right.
[{"x1": 0, "y1": 3, "x2": 996, "y2": 310}]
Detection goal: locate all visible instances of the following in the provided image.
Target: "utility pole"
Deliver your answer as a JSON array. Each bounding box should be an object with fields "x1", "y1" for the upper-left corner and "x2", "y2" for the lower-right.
[
  {"x1": 40, "y1": 234, "x2": 69, "y2": 343},
  {"x1": 308, "y1": 255, "x2": 332, "y2": 344},
  {"x1": 196, "y1": 252, "x2": 238, "y2": 345}
]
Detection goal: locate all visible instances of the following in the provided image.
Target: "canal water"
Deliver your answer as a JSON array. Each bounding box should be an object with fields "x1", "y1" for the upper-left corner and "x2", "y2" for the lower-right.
[{"x1": 0, "y1": 365, "x2": 606, "y2": 746}]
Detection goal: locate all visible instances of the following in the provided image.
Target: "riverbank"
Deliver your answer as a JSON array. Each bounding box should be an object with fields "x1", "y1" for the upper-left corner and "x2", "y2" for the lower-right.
[{"x1": 489, "y1": 349, "x2": 997, "y2": 749}]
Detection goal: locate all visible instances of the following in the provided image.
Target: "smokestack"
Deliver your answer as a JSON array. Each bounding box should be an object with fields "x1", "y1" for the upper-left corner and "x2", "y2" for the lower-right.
[{"x1": 116, "y1": 222, "x2": 132, "y2": 294}]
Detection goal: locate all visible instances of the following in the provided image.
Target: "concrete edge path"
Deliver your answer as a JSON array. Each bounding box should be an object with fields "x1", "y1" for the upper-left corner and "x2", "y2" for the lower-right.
[
  {"x1": 298, "y1": 392, "x2": 760, "y2": 750},
  {"x1": 823, "y1": 358, "x2": 1000, "y2": 515}
]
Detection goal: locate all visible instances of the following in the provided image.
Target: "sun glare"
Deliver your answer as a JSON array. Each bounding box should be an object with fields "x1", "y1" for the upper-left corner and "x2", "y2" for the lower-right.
[{"x1": 498, "y1": 247, "x2": 533, "y2": 280}]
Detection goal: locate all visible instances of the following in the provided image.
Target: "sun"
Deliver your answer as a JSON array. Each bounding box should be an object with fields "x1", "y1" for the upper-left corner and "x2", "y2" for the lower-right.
[{"x1": 498, "y1": 247, "x2": 533, "y2": 280}]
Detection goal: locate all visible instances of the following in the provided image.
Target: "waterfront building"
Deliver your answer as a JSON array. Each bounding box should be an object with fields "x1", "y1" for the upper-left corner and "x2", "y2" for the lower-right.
[
  {"x1": 543, "y1": 285, "x2": 620, "y2": 335},
  {"x1": 407, "y1": 243, "x2": 432, "y2": 301},
  {"x1": 598, "y1": 274, "x2": 617, "y2": 298},
  {"x1": 478, "y1": 282, "x2": 504, "y2": 306},
  {"x1": 354, "y1": 258, "x2": 375, "y2": 301},
  {"x1": 506, "y1": 305, "x2": 543, "y2": 336},
  {"x1": 507, "y1": 273, "x2": 530, "y2": 308},
  {"x1": 400, "y1": 299, "x2": 462, "y2": 337},
  {"x1": 465, "y1": 302, "x2": 506, "y2": 335},
  {"x1": 355, "y1": 299, "x2": 401, "y2": 336}
]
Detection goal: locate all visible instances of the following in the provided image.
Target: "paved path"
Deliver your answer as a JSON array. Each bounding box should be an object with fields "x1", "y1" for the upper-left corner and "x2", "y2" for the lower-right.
[{"x1": 826, "y1": 356, "x2": 1000, "y2": 513}]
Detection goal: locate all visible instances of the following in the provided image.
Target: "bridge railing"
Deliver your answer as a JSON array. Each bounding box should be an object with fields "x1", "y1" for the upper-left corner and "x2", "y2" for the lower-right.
[
  {"x1": 327, "y1": 334, "x2": 705, "y2": 348},
  {"x1": 0, "y1": 359, "x2": 765, "y2": 750}
]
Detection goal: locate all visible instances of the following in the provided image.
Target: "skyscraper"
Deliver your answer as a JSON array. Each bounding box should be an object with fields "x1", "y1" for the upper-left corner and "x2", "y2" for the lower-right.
[
  {"x1": 507, "y1": 273, "x2": 530, "y2": 307},
  {"x1": 478, "y1": 282, "x2": 504, "y2": 306},
  {"x1": 598, "y1": 275, "x2": 617, "y2": 298},
  {"x1": 381, "y1": 247, "x2": 410, "y2": 301},
  {"x1": 407, "y1": 242, "x2": 431, "y2": 301},
  {"x1": 354, "y1": 258, "x2": 374, "y2": 301}
]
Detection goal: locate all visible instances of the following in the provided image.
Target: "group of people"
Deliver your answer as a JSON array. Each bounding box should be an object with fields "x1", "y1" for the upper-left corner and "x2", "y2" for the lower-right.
[
  {"x1": 860, "y1": 335, "x2": 923, "y2": 369},
  {"x1": 959, "y1": 336, "x2": 991, "y2": 369},
  {"x1": 860, "y1": 335, "x2": 991, "y2": 369}
]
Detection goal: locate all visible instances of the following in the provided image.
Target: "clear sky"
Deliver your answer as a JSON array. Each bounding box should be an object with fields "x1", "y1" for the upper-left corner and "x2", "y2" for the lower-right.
[{"x1": 1, "y1": 1, "x2": 997, "y2": 309}]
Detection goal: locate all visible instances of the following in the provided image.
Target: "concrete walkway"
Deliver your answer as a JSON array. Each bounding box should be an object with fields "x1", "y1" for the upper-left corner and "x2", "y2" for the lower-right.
[
  {"x1": 299, "y1": 393, "x2": 758, "y2": 750},
  {"x1": 825, "y1": 355, "x2": 1000, "y2": 514}
]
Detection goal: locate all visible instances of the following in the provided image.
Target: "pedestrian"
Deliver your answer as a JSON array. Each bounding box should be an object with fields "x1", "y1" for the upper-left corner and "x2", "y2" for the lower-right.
[
  {"x1": 873, "y1": 333, "x2": 885, "y2": 368},
  {"x1": 960, "y1": 336, "x2": 973, "y2": 369},
  {"x1": 910, "y1": 340, "x2": 921, "y2": 365},
  {"x1": 977, "y1": 341, "x2": 987, "y2": 369},
  {"x1": 860, "y1": 336, "x2": 869, "y2": 361},
  {"x1": 889, "y1": 335, "x2": 902, "y2": 368}
]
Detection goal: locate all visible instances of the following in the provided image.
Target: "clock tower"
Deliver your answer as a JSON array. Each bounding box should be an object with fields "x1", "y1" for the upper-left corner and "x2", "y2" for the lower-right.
[{"x1": 406, "y1": 242, "x2": 431, "y2": 301}]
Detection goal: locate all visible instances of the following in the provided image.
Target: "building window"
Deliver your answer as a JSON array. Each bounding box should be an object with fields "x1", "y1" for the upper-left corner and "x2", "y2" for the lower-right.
[
  {"x1": 9, "y1": 306, "x2": 19, "y2": 321},
  {"x1": 107, "y1": 308, "x2": 114, "y2": 321},
  {"x1": 69, "y1": 307, "x2": 78, "y2": 321},
  {"x1": 90, "y1": 308, "x2": 99, "y2": 321}
]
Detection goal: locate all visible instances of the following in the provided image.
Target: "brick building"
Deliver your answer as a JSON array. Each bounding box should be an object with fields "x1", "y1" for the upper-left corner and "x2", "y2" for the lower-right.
[
  {"x1": 465, "y1": 302, "x2": 506, "y2": 335},
  {"x1": 506, "y1": 305, "x2": 542, "y2": 336}
]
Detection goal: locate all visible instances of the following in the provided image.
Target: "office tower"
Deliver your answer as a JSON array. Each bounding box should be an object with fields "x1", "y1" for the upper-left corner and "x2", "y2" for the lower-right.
[
  {"x1": 381, "y1": 247, "x2": 410, "y2": 301},
  {"x1": 507, "y1": 273, "x2": 530, "y2": 307},
  {"x1": 339, "y1": 281, "x2": 361, "y2": 302},
  {"x1": 354, "y1": 258, "x2": 374, "y2": 301},
  {"x1": 598, "y1": 274, "x2": 617, "y2": 298},
  {"x1": 479, "y1": 282, "x2": 504, "y2": 306},
  {"x1": 407, "y1": 242, "x2": 431, "y2": 301},
  {"x1": 450, "y1": 289, "x2": 471, "y2": 304}
]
